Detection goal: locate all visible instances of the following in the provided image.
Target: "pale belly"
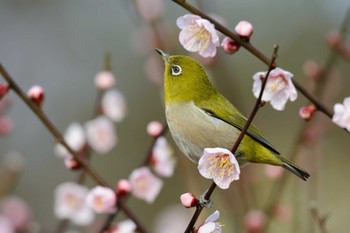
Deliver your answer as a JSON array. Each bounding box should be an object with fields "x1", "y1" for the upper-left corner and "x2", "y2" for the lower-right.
[{"x1": 166, "y1": 102, "x2": 248, "y2": 164}]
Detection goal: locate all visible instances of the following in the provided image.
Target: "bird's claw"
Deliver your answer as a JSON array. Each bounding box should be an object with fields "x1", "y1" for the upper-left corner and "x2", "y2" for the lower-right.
[
  {"x1": 233, "y1": 152, "x2": 241, "y2": 157},
  {"x1": 199, "y1": 193, "x2": 213, "y2": 208}
]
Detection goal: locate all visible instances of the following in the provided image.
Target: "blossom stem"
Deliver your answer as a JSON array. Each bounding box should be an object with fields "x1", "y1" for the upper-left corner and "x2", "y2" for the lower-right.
[
  {"x1": 309, "y1": 202, "x2": 329, "y2": 233},
  {"x1": 171, "y1": 0, "x2": 334, "y2": 119},
  {"x1": 184, "y1": 45, "x2": 279, "y2": 233}
]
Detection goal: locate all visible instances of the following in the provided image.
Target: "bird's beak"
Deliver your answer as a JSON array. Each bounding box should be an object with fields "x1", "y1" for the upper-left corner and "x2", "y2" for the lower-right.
[{"x1": 155, "y1": 48, "x2": 170, "y2": 64}]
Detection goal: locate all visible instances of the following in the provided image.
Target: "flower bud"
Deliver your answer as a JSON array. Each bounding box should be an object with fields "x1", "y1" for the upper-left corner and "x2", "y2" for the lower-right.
[
  {"x1": 27, "y1": 85, "x2": 44, "y2": 107},
  {"x1": 235, "y1": 20, "x2": 253, "y2": 39},
  {"x1": 116, "y1": 179, "x2": 132, "y2": 197},
  {"x1": 180, "y1": 193, "x2": 199, "y2": 208},
  {"x1": 147, "y1": 121, "x2": 163, "y2": 137},
  {"x1": 0, "y1": 84, "x2": 9, "y2": 100},
  {"x1": 302, "y1": 60, "x2": 321, "y2": 80},
  {"x1": 327, "y1": 30, "x2": 342, "y2": 49},
  {"x1": 244, "y1": 210, "x2": 266, "y2": 233},
  {"x1": 221, "y1": 37, "x2": 241, "y2": 54},
  {"x1": 0, "y1": 115, "x2": 13, "y2": 135},
  {"x1": 64, "y1": 156, "x2": 81, "y2": 170},
  {"x1": 94, "y1": 71, "x2": 116, "y2": 90},
  {"x1": 299, "y1": 105, "x2": 317, "y2": 121}
]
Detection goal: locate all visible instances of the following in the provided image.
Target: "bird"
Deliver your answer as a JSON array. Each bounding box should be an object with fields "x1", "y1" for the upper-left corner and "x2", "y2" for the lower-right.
[{"x1": 155, "y1": 48, "x2": 310, "y2": 181}]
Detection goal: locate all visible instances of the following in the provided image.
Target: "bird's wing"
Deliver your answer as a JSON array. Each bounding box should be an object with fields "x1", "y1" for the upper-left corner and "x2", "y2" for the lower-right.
[{"x1": 197, "y1": 94, "x2": 280, "y2": 155}]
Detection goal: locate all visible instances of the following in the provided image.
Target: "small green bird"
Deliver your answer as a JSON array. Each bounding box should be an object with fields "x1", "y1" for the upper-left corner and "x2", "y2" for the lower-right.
[{"x1": 156, "y1": 48, "x2": 310, "y2": 181}]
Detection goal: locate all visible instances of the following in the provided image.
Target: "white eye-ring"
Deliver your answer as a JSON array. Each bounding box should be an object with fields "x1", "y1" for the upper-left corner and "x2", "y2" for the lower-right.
[{"x1": 171, "y1": 65, "x2": 182, "y2": 76}]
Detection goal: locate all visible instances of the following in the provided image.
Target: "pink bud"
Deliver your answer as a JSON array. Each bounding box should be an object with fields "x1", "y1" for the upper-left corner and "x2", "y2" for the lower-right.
[
  {"x1": 264, "y1": 165, "x2": 284, "y2": 180},
  {"x1": 302, "y1": 60, "x2": 321, "y2": 80},
  {"x1": 27, "y1": 85, "x2": 44, "y2": 107},
  {"x1": 299, "y1": 105, "x2": 317, "y2": 121},
  {"x1": 327, "y1": 30, "x2": 342, "y2": 49},
  {"x1": 273, "y1": 204, "x2": 291, "y2": 221},
  {"x1": 341, "y1": 43, "x2": 350, "y2": 60},
  {"x1": 0, "y1": 84, "x2": 9, "y2": 100},
  {"x1": 0, "y1": 196, "x2": 32, "y2": 230},
  {"x1": 180, "y1": 193, "x2": 199, "y2": 208},
  {"x1": 235, "y1": 20, "x2": 253, "y2": 39},
  {"x1": 0, "y1": 115, "x2": 13, "y2": 135},
  {"x1": 94, "y1": 71, "x2": 116, "y2": 90},
  {"x1": 221, "y1": 37, "x2": 240, "y2": 54},
  {"x1": 64, "y1": 156, "x2": 81, "y2": 170},
  {"x1": 147, "y1": 121, "x2": 164, "y2": 137},
  {"x1": 244, "y1": 210, "x2": 266, "y2": 233},
  {"x1": 116, "y1": 179, "x2": 132, "y2": 197}
]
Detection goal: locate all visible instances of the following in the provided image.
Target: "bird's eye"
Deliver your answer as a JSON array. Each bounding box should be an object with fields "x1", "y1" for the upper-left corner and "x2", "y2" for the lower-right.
[{"x1": 171, "y1": 65, "x2": 182, "y2": 76}]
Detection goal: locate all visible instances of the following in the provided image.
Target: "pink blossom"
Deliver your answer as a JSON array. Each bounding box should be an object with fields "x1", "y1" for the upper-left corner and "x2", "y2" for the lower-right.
[
  {"x1": 151, "y1": 137, "x2": 176, "y2": 177},
  {"x1": 0, "y1": 115, "x2": 13, "y2": 136},
  {"x1": 0, "y1": 196, "x2": 31, "y2": 231},
  {"x1": 86, "y1": 186, "x2": 116, "y2": 214},
  {"x1": 177, "y1": 14, "x2": 220, "y2": 57},
  {"x1": 135, "y1": 0, "x2": 164, "y2": 22},
  {"x1": 0, "y1": 217, "x2": 14, "y2": 233},
  {"x1": 332, "y1": 97, "x2": 350, "y2": 132},
  {"x1": 273, "y1": 204, "x2": 291, "y2": 221},
  {"x1": 221, "y1": 37, "x2": 240, "y2": 54},
  {"x1": 147, "y1": 121, "x2": 164, "y2": 137},
  {"x1": 198, "y1": 148, "x2": 240, "y2": 189},
  {"x1": 94, "y1": 71, "x2": 116, "y2": 90},
  {"x1": 264, "y1": 165, "x2": 284, "y2": 180},
  {"x1": 108, "y1": 219, "x2": 136, "y2": 233},
  {"x1": 252, "y1": 68, "x2": 297, "y2": 111},
  {"x1": 55, "y1": 123, "x2": 86, "y2": 158},
  {"x1": 129, "y1": 167, "x2": 163, "y2": 203},
  {"x1": 85, "y1": 116, "x2": 117, "y2": 154},
  {"x1": 101, "y1": 90, "x2": 127, "y2": 123},
  {"x1": 27, "y1": 85, "x2": 44, "y2": 107},
  {"x1": 180, "y1": 193, "x2": 199, "y2": 208},
  {"x1": 116, "y1": 179, "x2": 132, "y2": 197},
  {"x1": 235, "y1": 20, "x2": 253, "y2": 38},
  {"x1": 54, "y1": 182, "x2": 94, "y2": 225},
  {"x1": 197, "y1": 210, "x2": 222, "y2": 233},
  {"x1": 244, "y1": 210, "x2": 266, "y2": 233},
  {"x1": 0, "y1": 84, "x2": 9, "y2": 101},
  {"x1": 299, "y1": 105, "x2": 317, "y2": 121}
]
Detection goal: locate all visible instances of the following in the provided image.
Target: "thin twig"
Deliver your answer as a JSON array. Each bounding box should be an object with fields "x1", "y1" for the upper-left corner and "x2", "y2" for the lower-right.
[
  {"x1": 309, "y1": 202, "x2": 329, "y2": 233},
  {"x1": 171, "y1": 0, "x2": 334, "y2": 119},
  {"x1": 184, "y1": 45, "x2": 280, "y2": 233}
]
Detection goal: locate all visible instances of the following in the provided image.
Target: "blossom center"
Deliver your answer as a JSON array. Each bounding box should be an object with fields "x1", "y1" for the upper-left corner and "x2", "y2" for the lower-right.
[
  {"x1": 208, "y1": 153, "x2": 234, "y2": 178},
  {"x1": 267, "y1": 75, "x2": 287, "y2": 93}
]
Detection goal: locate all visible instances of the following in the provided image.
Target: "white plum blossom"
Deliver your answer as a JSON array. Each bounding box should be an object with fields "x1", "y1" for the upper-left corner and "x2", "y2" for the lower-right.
[
  {"x1": 146, "y1": 121, "x2": 164, "y2": 137},
  {"x1": 86, "y1": 186, "x2": 116, "y2": 214},
  {"x1": 197, "y1": 210, "x2": 222, "y2": 233},
  {"x1": 109, "y1": 219, "x2": 137, "y2": 233},
  {"x1": 101, "y1": 89, "x2": 127, "y2": 123},
  {"x1": 55, "y1": 123, "x2": 86, "y2": 158},
  {"x1": 177, "y1": 14, "x2": 220, "y2": 57},
  {"x1": 85, "y1": 116, "x2": 117, "y2": 154},
  {"x1": 332, "y1": 97, "x2": 350, "y2": 132},
  {"x1": 198, "y1": 148, "x2": 240, "y2": 189},
  {"x1": 129, "y1": 167, "x2": 163, "y2": 203},
  {"x1": 151, "y1": 136, "x2": 176, "y2": 177},
  {"x1": 252, "y1": 67, "x2": 297, "y2": 111},
  {"x1": 54, "y1": 182, "x2": 94, "y2": 226}
]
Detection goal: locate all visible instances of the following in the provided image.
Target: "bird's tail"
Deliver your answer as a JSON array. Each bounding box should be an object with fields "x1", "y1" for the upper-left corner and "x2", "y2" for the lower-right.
[{"x1": 282, "y1": 159, "x2": 310, "y2": 181}]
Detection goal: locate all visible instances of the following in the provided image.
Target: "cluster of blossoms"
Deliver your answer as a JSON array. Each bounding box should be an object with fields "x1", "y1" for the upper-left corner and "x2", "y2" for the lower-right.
[{"x1": 176, "y1": 14, "x2": 298, "y2": 111}]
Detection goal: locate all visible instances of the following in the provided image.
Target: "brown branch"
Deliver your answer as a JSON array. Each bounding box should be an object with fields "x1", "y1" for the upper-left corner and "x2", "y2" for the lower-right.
[
  {"x1": 171, "y1": 0, "x2": 334, "y2": 119},
  {"x1": 184, "y1": 45, "x2": 280, "y2": 233}
]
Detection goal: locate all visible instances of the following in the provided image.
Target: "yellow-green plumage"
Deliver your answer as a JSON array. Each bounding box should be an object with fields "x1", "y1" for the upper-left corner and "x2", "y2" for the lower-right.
[{"x1": 157, "y1": 49, "x2": 309, "y2": 181}]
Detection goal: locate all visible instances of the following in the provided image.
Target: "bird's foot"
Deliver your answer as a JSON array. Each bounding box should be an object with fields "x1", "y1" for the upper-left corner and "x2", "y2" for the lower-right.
[
  {"x1": 233, "y1": 152, "x2": 242, "y2": 157},
  {"x1": 199, "y1": 192, "x2": 213, "y2": 208}
]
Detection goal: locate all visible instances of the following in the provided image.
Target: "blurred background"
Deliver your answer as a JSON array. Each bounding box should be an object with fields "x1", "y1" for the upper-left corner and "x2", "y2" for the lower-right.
[{"x1": 1, "y1": 0, "x2": 350, "y2": 232}]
